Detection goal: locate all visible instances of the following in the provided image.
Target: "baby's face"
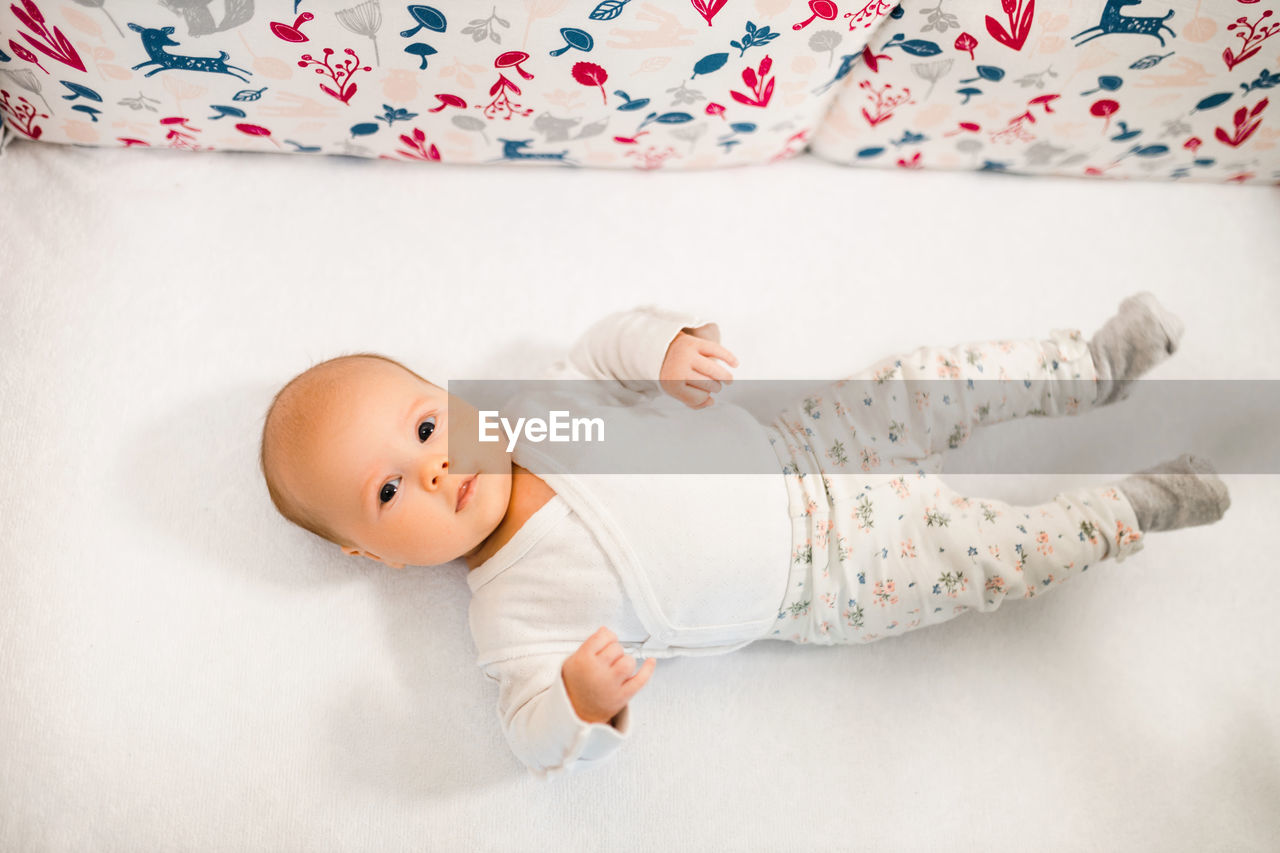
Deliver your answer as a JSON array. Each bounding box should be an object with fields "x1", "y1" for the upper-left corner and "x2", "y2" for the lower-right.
[{"x1": 285, "y1": 360, "x2": 513, "y2": 568}]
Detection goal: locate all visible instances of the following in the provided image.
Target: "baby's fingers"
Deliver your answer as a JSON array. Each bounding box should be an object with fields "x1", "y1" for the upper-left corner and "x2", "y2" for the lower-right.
[
  {"x1": 610, "y1": 653, "x2": 637, "y2": 675},
  {"x1": 683, "y1": 376, "x2": 722, "y2": 395},
  {"x1": 697, "y1": 340, "x2": 739, "y2": 369},
  {"x1": 672, "y1": 384, "x2": 712, "y2": 409},
  {"x1": 620, "y1": 657, "x2": 656, "y2": 699},
  {"x1": 694, "y1": 355, "x2": 735, "y2": 385},
  {"x1": 584, "y1": 626, "x2": 616, "y2": 651}
]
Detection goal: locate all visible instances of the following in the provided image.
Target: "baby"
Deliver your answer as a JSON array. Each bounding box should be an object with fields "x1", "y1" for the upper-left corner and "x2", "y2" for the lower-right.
[{"x1": 259, "y1": 293, "x2": 1231, "y2": 778}]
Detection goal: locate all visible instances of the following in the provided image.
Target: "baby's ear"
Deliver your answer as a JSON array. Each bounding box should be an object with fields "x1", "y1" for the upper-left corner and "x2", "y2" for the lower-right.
[{"x1": 341, "y1": 545, "x2": 405, "y2": 570}]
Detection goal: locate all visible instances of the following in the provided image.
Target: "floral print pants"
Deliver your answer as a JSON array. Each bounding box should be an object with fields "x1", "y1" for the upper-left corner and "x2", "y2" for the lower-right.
[{"x1": 765, "y1": 327, "x2": 1146, "y2": 646}]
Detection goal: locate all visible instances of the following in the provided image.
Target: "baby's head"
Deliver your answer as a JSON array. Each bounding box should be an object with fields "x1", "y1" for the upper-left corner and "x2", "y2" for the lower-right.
[{"x1": 260, "y1": 354, "x2": 513, "y2": 568}]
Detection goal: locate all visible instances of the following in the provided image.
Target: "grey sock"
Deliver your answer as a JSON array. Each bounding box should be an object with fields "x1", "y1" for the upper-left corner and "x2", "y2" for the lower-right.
[
  {"x1": 1088, "y1": 291, "x2": 1185, "y2": 406},
  {"x1": 1117, "y1": 453, "x2": 1231, "y2": 533}
]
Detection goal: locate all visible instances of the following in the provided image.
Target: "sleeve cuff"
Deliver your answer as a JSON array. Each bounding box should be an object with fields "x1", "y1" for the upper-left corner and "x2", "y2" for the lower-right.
[
  {"x1": 521, "y1": 669, "x2": 630, "y2": 779},
  {"x1": 569, "y1": 306, "x2": 713, "y2": 386},
  {"x1": 623, "y1": 306, "x2": 714, "y2": 381}
]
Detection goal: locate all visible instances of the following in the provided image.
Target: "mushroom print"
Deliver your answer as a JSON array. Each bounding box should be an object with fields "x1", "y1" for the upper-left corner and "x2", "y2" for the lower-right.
[
  {"x1": 549, "y1": 27, "x2": 593, "y2": 57},
  {"x1": 495, "y1": 51, "x2": 534, "y2": 79},
  {"x1": 427, "y1": 92, "x2": 465, "y2": 111},
  {"x1": 270, "y1": 13, "x2": 313, "y2": 43},
  {"x1": 404, "y1": 42, "x2": 437, "y2": 70},
  {"x1": 400, "y1": 5, "x2": 446, "y2": 37},
  {"x1": 793, "y1": 0, "x2": 838, "y2": 30}
]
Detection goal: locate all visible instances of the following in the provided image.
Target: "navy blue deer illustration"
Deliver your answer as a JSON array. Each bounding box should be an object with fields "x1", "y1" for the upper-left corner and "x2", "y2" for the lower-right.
[
  {"x1": 128, "y1": 23, "x2": 252, "y2": 81},
  {"x1": 492, "y1": 139, "x2": 575, "y2": 164},
  {"x1": 1073, "y1": 0, "x2": 1177, "y2": 47}
]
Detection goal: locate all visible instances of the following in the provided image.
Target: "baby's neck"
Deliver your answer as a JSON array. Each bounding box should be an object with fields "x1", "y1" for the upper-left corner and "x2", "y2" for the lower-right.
[{"x1": 465, "y1": 465, "x2": 556, "y2": 570}]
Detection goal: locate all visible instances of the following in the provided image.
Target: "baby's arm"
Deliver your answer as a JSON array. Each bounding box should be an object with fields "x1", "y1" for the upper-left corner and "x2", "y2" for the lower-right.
[
  {"x1": 484, "y1": 637, "x2": 653, "y2": 778},
  {"x1": 566, "y1": 306, "x2": 738, "y2": 407}
]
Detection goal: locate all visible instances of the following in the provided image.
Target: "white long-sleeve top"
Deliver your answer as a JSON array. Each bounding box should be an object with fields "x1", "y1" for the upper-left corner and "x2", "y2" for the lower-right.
[{"x1": 466, "y1": 307, "x2": 792, "y2": 778}]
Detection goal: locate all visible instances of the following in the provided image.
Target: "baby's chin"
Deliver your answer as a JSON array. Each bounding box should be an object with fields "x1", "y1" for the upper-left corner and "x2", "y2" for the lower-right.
[{"x1": 444, "y1": 472, "x2": 514, "y2": 564}]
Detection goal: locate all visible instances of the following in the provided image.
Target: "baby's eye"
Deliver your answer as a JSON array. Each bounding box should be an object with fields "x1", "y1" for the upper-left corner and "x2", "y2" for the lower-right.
[
  {"x1": 379, "y1": 477, "x2": 400, "y2": 505},
  {"x1": 418, "y1": 416, "x2": 436, "y2": 442}
]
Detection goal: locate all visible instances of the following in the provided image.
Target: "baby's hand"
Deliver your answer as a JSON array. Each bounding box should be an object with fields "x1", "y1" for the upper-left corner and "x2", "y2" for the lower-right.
[
  {"x1": 562, "y1": 626, "x2": 657, "y2": 726},
  {"x1": 659, "y1": 324, "x2": 739, "y2": 409}
]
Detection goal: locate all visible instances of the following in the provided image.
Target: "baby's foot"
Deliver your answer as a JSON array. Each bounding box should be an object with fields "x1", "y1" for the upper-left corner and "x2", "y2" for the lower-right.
[
  {"x1": 1116, "y1": 453, "x2": 1230, "y2": 533},
  {"x1": 1088, "y1": 291, "x2": 1185, "y2": 406}
]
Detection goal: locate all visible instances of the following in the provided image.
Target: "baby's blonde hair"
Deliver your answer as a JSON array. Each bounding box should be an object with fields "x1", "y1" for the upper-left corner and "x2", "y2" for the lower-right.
[{"x1": 259, "y1": 353, "x2": 433, "y2": 548}]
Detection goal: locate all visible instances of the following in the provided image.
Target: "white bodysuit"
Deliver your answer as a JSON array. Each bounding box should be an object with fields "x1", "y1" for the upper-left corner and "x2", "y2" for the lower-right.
[{"x1": 467, "y1": 306, "x2": 793, "y2": 778}]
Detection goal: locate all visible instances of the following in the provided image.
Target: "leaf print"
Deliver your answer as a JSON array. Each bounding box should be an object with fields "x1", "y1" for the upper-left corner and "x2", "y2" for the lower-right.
[
  {"x1": 881, "y1": 34, "x2": 943, "y2": 57},
  {"x1": 572, "y1": 61, "x2": 609, "y2": 104},
  {"x1": 730, "y1": 21, "x2": 780, "y2": 56},
  {"x1": 1129, "y1": 52, "x2": 1174, "y2": 70},
  {"x1": 924, "y1": 506, "x2": 951, "y2": 527},
  {"x1": 935, "y1": 569, "x2": 967, "y2": 597},
  {"x1": 827, "y1": 439, "x2": 850, "y2": 467},
  {"x1": 855, "y1": 494, "x2": 875, "y2": 530},
  {"x1": 589, "y1": 0, "x2": 633, "y2": 21},
  {"x1": 1078, "y1": 520, "x2": 1098, "y2": 544},
  {"x1": 691, "y1": 52, "x2": 728, "y2": 78},
  {"x1": 10, "y1": 0, "x2": 85, "y2": 72},
  {"x1": 1192, "y1": 92, "x2": 1232, "y2": 113},
  {"x1": 1240, "y1": 69, "x2": 1279, "y2": 95}
]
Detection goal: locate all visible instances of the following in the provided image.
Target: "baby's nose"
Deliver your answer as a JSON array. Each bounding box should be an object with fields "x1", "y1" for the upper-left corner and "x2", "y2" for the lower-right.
[{"x1": 420, "y1": 455, "x2": 449, "y2": 490}]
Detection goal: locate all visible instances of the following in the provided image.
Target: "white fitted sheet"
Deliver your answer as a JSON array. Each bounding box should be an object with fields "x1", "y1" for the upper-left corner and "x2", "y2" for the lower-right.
[{"x1": 1, "y1": 141, "x2": 1277, "y2": 852}]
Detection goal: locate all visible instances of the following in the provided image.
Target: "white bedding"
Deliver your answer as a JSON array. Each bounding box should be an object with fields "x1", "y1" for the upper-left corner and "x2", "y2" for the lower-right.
[{"x1": 2, "y1": 140, "x2": 1277, "y2": 851}]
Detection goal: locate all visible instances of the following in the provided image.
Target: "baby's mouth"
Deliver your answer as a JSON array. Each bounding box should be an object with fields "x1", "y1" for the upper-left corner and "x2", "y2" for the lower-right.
[{"x1": 455, "y1": 475, "x2": 478, "y2": 513}]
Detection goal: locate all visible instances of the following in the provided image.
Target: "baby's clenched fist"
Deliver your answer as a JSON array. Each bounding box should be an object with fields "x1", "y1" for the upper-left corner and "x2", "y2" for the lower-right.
[
  {"x1": 561, "y1": 626, "x2": 657, "y2": 725},
  {"x1": 659, "y1": 324, "x2": 739, "y2": 410}
]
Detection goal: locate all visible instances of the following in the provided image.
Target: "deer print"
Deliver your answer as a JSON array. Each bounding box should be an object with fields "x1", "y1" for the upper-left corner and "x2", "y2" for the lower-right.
[
  {"x1": 1073, "y1": 0, "x2": 1177, "y2": 47},
  {"x1": 128, "y1": 23, "x2": 252, "y2": 81},
  {"x1": 490, "y1": 139, "x2": 576, "y2": 165}
]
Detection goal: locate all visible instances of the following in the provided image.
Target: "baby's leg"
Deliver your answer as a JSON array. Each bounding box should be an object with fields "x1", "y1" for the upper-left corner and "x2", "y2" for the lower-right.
[
  {"x1": 906, "y1": 479, "x2": 1148, "y2": 630},
  {"x1": 781, "y1": 292, "x2": 1183, "y2": 469},
  {"x1": 905, "y1": 454, "x2": 1228, "y2": 631},
  {"x1": 771, "y1": 455, "x2": 1231, "y2": 645},
  {"x1": 771, "y1": 472, "x2": 1149, "y2": 644},
  {"x1": 785, "y1": 328, "x2": 1097, "y2": 470}
]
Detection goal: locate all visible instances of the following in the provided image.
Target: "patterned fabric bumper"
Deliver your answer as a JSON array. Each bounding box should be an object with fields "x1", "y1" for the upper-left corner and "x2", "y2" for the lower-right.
[
  {"x1": 808, "y1": 0, "x2": 1279, "y2": 183},
  {"x1": 0, "y1": 0, "x2": 883, "y2": 167},
  {"x1": 0, "y1": 0, "x2": 1274, "y2": 181}
]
